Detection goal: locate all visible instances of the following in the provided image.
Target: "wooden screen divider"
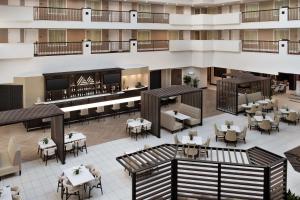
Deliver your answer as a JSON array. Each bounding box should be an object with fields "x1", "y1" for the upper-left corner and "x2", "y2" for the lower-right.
[{"x1": 51, "y1": 115, "x2": 65, "y2": 164}]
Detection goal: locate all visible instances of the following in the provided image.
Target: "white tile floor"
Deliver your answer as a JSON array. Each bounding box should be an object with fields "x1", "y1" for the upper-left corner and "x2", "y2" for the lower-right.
[{"x1": 1, "y1": 112, "x2": 300, "y2": 200}]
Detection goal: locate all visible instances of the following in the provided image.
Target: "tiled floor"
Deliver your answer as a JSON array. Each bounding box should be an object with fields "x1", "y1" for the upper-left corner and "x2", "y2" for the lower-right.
[{"x1": 1, "y1": 111, "x2": 300, "y2": 199}]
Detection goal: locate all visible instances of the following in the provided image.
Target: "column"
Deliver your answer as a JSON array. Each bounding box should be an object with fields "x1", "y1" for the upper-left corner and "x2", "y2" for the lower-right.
[
  {"x1": 82, "y1": 40, "x2": 91, "y2": 55},
  {"x1": 130, "y1": 40, "x2": 137, "y2": 53},
  {"x1": 82, "y1": 8, "x2": 91, "y2": 23},
  {"x1": 130, "y1": 10, "x2": 138, "y2": 24}
]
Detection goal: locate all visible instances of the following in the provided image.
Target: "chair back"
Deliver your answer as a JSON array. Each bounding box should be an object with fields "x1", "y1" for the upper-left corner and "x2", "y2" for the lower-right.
[
  {"x1": 44, "y1": 147, "x2": 56, "y2": 156},
  {"x1": 112, "y1": 103, "x2": 120, "y2": 110},
  {"x1": 287, "y1": 112, "x2": 297, "y2": 121},
  {"x1": 65, "y1": 142, "x2": 74, "y2": 150},
  {"x1": 145, "y1": 122, "x2": 152, "y2": 130},
  {"x1": 76, "y1": 139, "x2": 86, "y2": 147},
  {"x1": 80, "y1": 109, "x2": 89, "y2": 116},
  {"x1": 96, "y1": 106, "x2": 104, "y2": 113},
  {"x1": 133, "y1": 126, "x2": 142, "y2": 133},
  {"x1": 249, "y1": 106, "x2": 256, "y2": 113},
  {"x1": 225, "y1": 130, "x2": 237, "y2": 142},
  {"x1": 260, "y1": 120, "x2": 271, "y2": 130},
  {"x1": 241, "y1": 126, "x2": 247, "y2": 139}
]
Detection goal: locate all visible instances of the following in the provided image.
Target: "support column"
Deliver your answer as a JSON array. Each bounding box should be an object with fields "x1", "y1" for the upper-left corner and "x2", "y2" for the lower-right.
[
  {"x1": 82, "y1": 40, "x2": 91, "y2": 55},
  {"x1": 130, "y1": 10, "x2": 138, "y2": 24},
  {"x1": 82, "y1": 8, "x2": 91, "y2": 23},
  {"x1": 279, "y1": 40, "x2": 288, "y2": 55},
  {"x1": 130, "y1": 40, "x2": 137, "y2": 53},
  {"x1": 279, "y1": 7, "x2": 288, "y2": 22}
]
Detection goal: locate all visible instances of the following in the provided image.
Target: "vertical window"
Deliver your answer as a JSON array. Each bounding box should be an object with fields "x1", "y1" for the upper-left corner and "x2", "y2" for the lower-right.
[
  {"x1": 86, "y1": 0, "x2": 102, "y2": 10},
  {"x1": 137, "y1": 31, "x2": 151, "y2": 41},
  {"x1": 274, "y1": 29, "x2": 289, "y2": 40},
  {"x1": 48, "y1": 0, "x2": 66, "y2": 14},
  {"x1": 168, "y1": 31, "x2": 179, "y2": 40},
  {"x1": 244, "y1": 30, "x2": 258, "y2": 40},
  {"x1": 48, "y1": 29, "x2": 66, "y2": 42},
  {"x1": 87, "y1": 30, "x2": 102, "y2": 41}
]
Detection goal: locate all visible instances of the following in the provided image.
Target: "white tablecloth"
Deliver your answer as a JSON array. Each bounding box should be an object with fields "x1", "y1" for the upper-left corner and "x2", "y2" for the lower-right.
[
  {"x1": 165, "y1": 110, "x2": 191, "y2": 121},
  {"x1": 38, "y1": 138, "x2": 56, "y2": 150},
  {"x1": 127, "y1": 119, "x2": 151, "y2": 128},
  {"x1": 0, "y1": 186, "x2": 12, "y2": 200},
  {"x1": 254, "y1": 116, "x2": 274, "y2": 123},
  {"x1": 65, "y1": 132, "x2": 86, "y2": 144},
  {"x1": 256, "y1": 99, "x2": 271, "y2": 104},
  {"x1": 181, "y1": 136, "x2": 203, "y2": 145},
  {"x1": 63, "y1": 166, "x2": 95, "y2": 187},
  {"x1": 219, "y1": 125, "x2": 241, "y2": 133},
  {"x1": 241, "y1": 103, "x2": 259, "y2": 109},
  {"x1": 279, "y1": 108, "x2": 296, "y2": 115}
]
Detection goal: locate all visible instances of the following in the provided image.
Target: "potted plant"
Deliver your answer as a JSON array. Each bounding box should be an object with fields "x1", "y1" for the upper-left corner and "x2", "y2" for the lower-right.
[
  {"x1": 183, "y1": 75, "x2": 192, "y2": 86},
  {"x1": 225, "y1": 120, "x2": 231, "y2": 129},
  {"x1": 189, "y1": 133, "x2": 193, "y2": 141},
  {"x1": 73, "y1": 167, "x2": 81, "y2": 175},
  {"x1": 174, "y1": 110, "x2": 178, "y2": 115},
  {"x1": 262, "y1": 113, "x2": 266, "y2": 119},
  {"x1": 42, "y1": 138, "x2": 49, "y2": 144},
  {"x1": 68, "y1": 133, "x2": 73, "y2": 139},
  {"x1": 287, "y1": 189, "x2": 300, "y2": 200},
  {"x1": 140, "y1": 118, "x2": 144, "y2": 123},
  {"x1": 192, "y1": 78, "x2": 199, "y2": 88}
]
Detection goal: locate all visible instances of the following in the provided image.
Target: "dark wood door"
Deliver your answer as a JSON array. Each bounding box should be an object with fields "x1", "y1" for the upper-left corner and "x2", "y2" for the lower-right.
[
  {"x1": 150, "y1": 70, "x2": 161, "y2": 89},
  {"x1": 171, "y1": 69, "x2": 182, "y2": 85}
]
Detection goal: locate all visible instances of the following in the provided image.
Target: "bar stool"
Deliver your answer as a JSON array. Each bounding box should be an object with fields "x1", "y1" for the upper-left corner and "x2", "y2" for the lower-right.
[
  {"x1": 126, "y1": 101, "x2": 135, "y2": 115},
  {"x1": 64, "y1": 112, "x2": 71, "y2": 128},
  {"x1": 80, "y1": 109, "x2": 89, "y2": 124},
  {"x1": 96, "y1": 106, "x2": 105, "y2": 121},
  {"x1": 111, "y1": 103, "x2": 120, "y2": 118}
]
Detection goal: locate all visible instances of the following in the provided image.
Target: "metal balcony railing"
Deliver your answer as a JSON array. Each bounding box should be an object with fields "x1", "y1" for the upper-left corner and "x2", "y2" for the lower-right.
[
  {"x1": 288, "y1": 7, "x2": 300, "y2": 20},
  {"x1": 34, "y1": 42, "x2": 83, "y2": 56},
  {"x1": 91, "y1": 41, "x2": 130, "y2": 54},
  {"x1": 91, "y1": 10, "x2": 130, "y2": 23},
  {"x1": 288, "y1": 41, "x2": 300, "y2": 54},
  {"x1": 242, "y1": 9, "x2": 279, "y2": 22},
  {"x1": 137, "y1": 12, "x2": 169, "y2": 23},
  {"x1": 34, "y1": 7, "x2": 82, "y2": 21},
  {"x1": 242, "y1": 40, "x2": 279, "y2": 53},
  {"x1": 137, "y1": 40, "x2": 169, "y2": 52}
]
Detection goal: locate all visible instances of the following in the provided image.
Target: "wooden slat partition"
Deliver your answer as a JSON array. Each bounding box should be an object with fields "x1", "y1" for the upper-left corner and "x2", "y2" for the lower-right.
[{"x1": 51, "y1": 115, "x2": 65, "y2": 164}]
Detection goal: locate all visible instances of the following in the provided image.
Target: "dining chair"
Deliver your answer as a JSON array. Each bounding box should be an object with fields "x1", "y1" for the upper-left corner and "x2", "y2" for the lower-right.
[
  {"x1": 57, "y1": 173, "x2": 67, "y2": 198},
  {"x1": 131, "y1": 126, "x2": 142, "y2": 141},
  {"x1": 225, "y1": 130, "x2": 237, "y2": 147},
  {"x1": 237, "y1": 126, "x2": 247, "y2": 144},
  {"x1": 246, "y1": 105, "x2": 256, "y2": 116},
  {"x1": 263, "y1": 102, "x2": 273, "y2": 113},
  {"x1": 214, "y1": 124, "x2": 225, "y2": 142},
  {"x1": 112, "y1": 103, "x2": 121, "y2": 118},
  {"x1": 86, "y1": 170, "x2": 103, "y2": 198},
  {"x1": 285, "y1": 112, "x2": 298, "y2": 125},
  {"x1": 62, "y1": 179, "x2": 81, "y2": 200},
  {"x1": 126, "y1": 119, "x2": 135, "y2": 135},
  {"x1": 247, "y1": 114, "x2": 257, "y2": 130},
  {"x1": 272, "y1": 116, "x2": 280, "y2": 132},
  {"x1": 12, "y1": 195, "x2": 23, "y2": 200},
  {"x1": 126, "y1": 101, "x2": 135, "y2": 115},
  {"x1": 43, "y1": 147, "x2": 58, "y2": 166},
  {"x1": 258, "y1": 120, "x2": 272, "y2": 135},
  {"x1": 85, "y1": 164, "x2": 96, "y2": 174},
  {"x1": 80, "y1": 108, "x2": 89, "y2": 125},
  {"x1": 75, "y1": 139, "x2": 87, "y2": 156},
  {"x1": 96, "y1": 106, "x2": 105, "y2": 122},
  {"x1": 10, "y1": 186, "x2": 20, "y2": 196},
  {"x1": 199, "y1": 138, "x2": 210, "y2": 158},
  {"x1": 64, "y1": 112, "x2": 71, "y2": 128},
  {"x1": 64, "y1": 142, "x2": 76, "y2": 157},
  {"x1": 184, "y1": 144, "x2": 199, "y2": 159}
]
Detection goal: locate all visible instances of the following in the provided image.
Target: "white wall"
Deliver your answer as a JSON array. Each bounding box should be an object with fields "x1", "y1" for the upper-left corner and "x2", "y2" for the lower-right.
[
  {"x1": 24, "y1": 29, "x2": 38, "y2": 43},
  {"x1": 0, "y1": 5, "x2": 33, "y2": 22},
  {"x1": 0, "y1": 43, "x2": 34, "y2": 59},
  {"x1": 8, "y1": 29, "x2": 20, "y2": 43}
]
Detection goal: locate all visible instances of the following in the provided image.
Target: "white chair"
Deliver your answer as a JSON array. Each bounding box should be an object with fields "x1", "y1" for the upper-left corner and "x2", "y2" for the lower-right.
[
  {"x1": 11, "y1": 186, "x2": 20, "y2": 197},
  {"x1": 126, "y1": 119, "x2": 135, "y2": 134},
  {"x1": 237, "y1": 126, "x2": 247, "y2": 144},
  {"x1": 112, "y1": 103, "x2": 121, "y2": 118},
  {"x1": 96, "y1": 106, "x2": 105, "y2": 121},
  {"x1": 64, "y1": 142, "x2": 76, "y2": 157},
  {"x1": 75, "y1": 139, "x2": 87, "y2": 156},
  {"x1": 62, "y1": 180, "x2": 81, "y2": 200},
  {"x1": 43, "y1": 147, "x2": 58, "y2": 166},
  {"x1": 131, "y1": 126, "x2": 142, "y2": 141},
  {"x1": 86, "y1": 170, "x2": 103, "y2": 198},
  {"x1": 143, "y1": 122, "x2": 152, "y2": 137},
  {"x1": 80, "y1": 109, "x2": 89, "y2": 124}
]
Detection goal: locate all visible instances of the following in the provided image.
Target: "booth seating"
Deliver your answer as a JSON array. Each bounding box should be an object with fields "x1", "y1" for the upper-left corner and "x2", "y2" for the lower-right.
[
  {"x1": 161, "y1": 112, "x2": 183, "y2": 133},
  {"x1": 247, "y1": 92, "x2": 263, "y2": 103},
  {"x1": 0, "y1": 137, "x2": 21, "y2": 179},
  {"x1": 177, "y1": 103, "x2": 201, "y2": 126},
  {"x1": 238, "y1": 94, "x2": 247, "y2": 112}
]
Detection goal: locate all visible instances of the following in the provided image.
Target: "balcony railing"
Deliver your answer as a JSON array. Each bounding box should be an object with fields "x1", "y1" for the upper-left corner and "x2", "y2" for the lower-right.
[
  {"x1": 242, "y1": 9, "x2": 279, "y2": 22},
  {"x1": 288, "y1": 41, "x2": 300, "y2": 54},
  {"x1": 34, "y1": 42, "x2": 83, "y2": 56},
  {"x1": 242, "y1": 40, "x2": 279, "y2": 53},
  {"x1": 91, "y1": 41, "x2": 130, "y2": 54},
  {"x1": 33, "y1": 7, "x2": 82, "y2": 21},
  {"x1": 137, "y1": 40, "x2": 169, "y2": 52},
  {"x1": 91, "y1": 10, "x2": 130, "y2": 23},
  {"x1": 288, "y1": 7, "x2": 300, "y2": 20},
  {"x1": 137, "y1": 12, "x2": 169, "y2": 23}
]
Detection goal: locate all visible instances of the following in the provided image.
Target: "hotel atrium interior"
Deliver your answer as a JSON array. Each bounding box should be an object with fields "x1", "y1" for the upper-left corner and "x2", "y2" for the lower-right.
[{"x1": 1, "y1": 0, "x2": 300, "y2": 199}]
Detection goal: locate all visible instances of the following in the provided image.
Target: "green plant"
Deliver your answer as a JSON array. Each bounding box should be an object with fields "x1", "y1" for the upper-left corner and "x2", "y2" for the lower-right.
[
  {"x1": 287, "y1": 189, "x2": 300, "y2": 200},
  {"x1": 68, "y1": 133, "x2": 73, "y2": 139},
  {"x1": 183, "y1": 75, "x2": 192, "y2": 86},
  {"x1": 42, "y1": 138, "x2": 49, "y2": 144},
  {"x1": 73, "y1": 167, "x2": 81, "y2": 175},
  {"x1": 192, "y1": 78, "x2": 199, "y2": 88}
]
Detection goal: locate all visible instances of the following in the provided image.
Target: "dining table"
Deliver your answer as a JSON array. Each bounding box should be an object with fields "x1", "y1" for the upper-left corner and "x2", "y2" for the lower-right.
[
  {"x1": 38, "y1": 138, "x2": 56, "y2": 150},
  {"x1": 218, "y1": 125, "x2": 241, "y2": 133},
  {"x1": 65, "y1": 132, "x2": 86, "y2": 144},
  {"x1": 254, "y1": 115, "x2": 274, "y2": 123},
  {"x1": 165, "y1": 110, "x2": 191, "y2": 121},
  {"x1": 279, "y1": 108, "x2": 296, "y2": 115},
  {"x1": 181, "y1": 136, "x2": 203, "y2": 145},
  {"x1": 127, "y1": 119, "x2": 151, "y2": 129},
  {"x1": 241, "y1": 103, "x2": 259, "y2": 109},
  {"x1": 256, "y1": 99, "x2": 271, "y2": 105},
  {"x1": 0, "y1": 186, "x2": 12, "y2": 200}
]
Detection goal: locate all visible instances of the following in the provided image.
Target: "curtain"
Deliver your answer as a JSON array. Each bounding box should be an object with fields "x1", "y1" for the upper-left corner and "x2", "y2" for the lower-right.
[
  {"x1": 138, "y1": 31, "x2": 151, "y2": 41},
  {"x1": 48, "y1": 30, "x2": 66, "y2": 42}
]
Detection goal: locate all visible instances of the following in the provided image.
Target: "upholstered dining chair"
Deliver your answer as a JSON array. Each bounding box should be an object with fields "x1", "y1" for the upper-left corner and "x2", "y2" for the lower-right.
[
  {"x1": 225, "y1": 130, "x2": 237, "y2": 147},
  {"x1": 64, "y1": 142, "x2": 76, "y2": 157},
  {"x1": 246, "y1": 106, "x2": 256, "y2": 116},
  {"x1": 130, "y1": 126, "x2": 142, "y2": 141},
  {"x1": 247, "y1": 114, "x2": 257, "y2": 130},
  {"x1": 237, "y1": 126, "x2": 247, "y2": 144},
  {"x1": 199, "y1": 138, "x2": 210, "y2": 158},
  {"x1": 184, "y1": 144, "x2": 199, "y2": 159},
  {"x1": 75, "y1": 139, "x2": 87, "y2": 156},
  {"x1": 285, "y1": 112, "x2": 298, "y2": 125},
  {"x1": 214, "y1": 124, "x2": 225, "y2": 141},
  {"x1": 258, "y1": 120, "x2": 272, "y2": 135},
  {"x1": 10, "y1": 186, "x2": 20, "y2": 197},
  {"x1": 62, "y1": 179, "x2": 81, "y2": 200},
  {"x1": 12, "y1": 195, "x2": 23, "y2": 200},
  {"x1": 263, "y1": 102, "x2": 273, "y2": 112},
  {"x1": 87, "y1": 169, "x2": 103, "y2": 198},
  {"x1": 43, "y1": 147, "x2": 58, "y2": 166},
  {"x1": 272, "y1": 116, "x2": 280, "y2": 132},
  {"x1": 126, "y1": 119, "x2": 135, "y2": 134},
  {"x1": 57, "y1": 173, "x2": 67, "y2": 198}
]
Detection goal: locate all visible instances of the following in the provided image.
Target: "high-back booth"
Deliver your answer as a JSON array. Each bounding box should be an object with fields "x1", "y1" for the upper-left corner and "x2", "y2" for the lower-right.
[
  {"x1": 141, "y1": 85, "x2": 203, "y2": 138},
  {"x1": 0, "y1": 104, "x2": 66, "y2": 164},
  {"x1": 216, "y1": 72, "x2": 271, "y2": 115},
  {"x1": 117, "y1": 144, "x2": 287, "y2": 200}
]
